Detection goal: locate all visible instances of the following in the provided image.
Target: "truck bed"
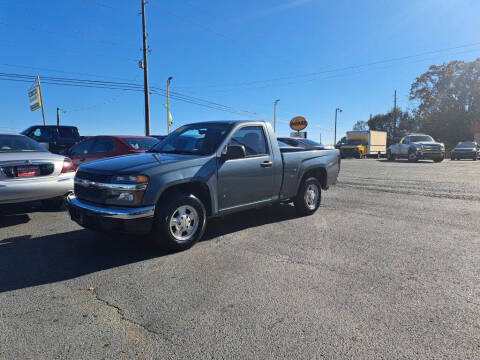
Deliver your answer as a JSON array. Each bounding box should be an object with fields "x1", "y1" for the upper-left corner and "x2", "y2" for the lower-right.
[{"x1": 279, "y1": 148, "x2": 340, "y2": 199}]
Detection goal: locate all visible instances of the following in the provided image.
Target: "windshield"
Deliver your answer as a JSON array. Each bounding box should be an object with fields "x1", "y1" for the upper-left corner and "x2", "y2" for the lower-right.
[
  {"x1": 300, "y1": 139, "x2": 322, "y2": 146},
  {"x1": 346, "y1": 139, "x2": 364, "y2": 145},
  {"x1": 123, "y1": 137, "x2": 159, "y2": 151},
  {"x1": 0, "y1": 134, "x2": 48, "y2": 153},
  {"x1": 455, "y1": 141, "x2": 476, "y2": 148},
  {"x1": 151, "y1": 123, "x2": 232, "y2": 155},
  {"x1": 410, "y1": 135, "x2": 434, "y2": 143}
]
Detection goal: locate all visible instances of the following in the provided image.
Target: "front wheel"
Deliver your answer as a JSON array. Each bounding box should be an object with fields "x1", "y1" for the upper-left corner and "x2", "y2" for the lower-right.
[
  {"x1": 408, "y1": 150, "x2": 418, "y2": 162},
  {"x1": 294, "y1": 177, "x2": 321, "y2": 216},
  {"x1": 152, "y1": 193, "x2": 206, "y2": 251},
  {"x1": 433, "y1": 157, "x2": 444, "y2": 163}
]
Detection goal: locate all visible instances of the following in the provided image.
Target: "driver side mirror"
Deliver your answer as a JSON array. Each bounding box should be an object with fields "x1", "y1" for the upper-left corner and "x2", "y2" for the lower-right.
[{"x1": 222, "y1": 145, "x2": 246, "y2": 161}]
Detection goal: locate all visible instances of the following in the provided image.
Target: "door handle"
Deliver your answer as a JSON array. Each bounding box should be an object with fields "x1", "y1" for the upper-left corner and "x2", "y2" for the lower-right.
[{"x1": 260, "y1": 161, "x2": 273, "y2": 168}]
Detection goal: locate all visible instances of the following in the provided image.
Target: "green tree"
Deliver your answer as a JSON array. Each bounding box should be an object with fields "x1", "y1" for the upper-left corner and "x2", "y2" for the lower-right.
[
  {"x1": 367, "y1": 109, "x2": 418, "y2": 145},
  {"x1": 410, "y1": 58, "x2": 480, "y2": 148},
  {"x1": 352, "y1": 120, "x2": 368, "y2": 131}
]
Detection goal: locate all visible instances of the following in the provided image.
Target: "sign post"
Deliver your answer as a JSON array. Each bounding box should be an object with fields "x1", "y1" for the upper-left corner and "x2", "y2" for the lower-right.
[
  {"x1": 289, "y1": 116, "x2": 308, "y2": 138},
  {"x1": 28, "y1": 76, "x2": 46, "y2": 125}
]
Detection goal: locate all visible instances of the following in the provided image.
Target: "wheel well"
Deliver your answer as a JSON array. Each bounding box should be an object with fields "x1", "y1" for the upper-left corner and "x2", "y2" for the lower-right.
[
  {"x1": 157, "y1": 182, "x2": 212, "y2": 216},
  {"x1": 301, "y1": 167, "x2": 327, "y2": 189}
]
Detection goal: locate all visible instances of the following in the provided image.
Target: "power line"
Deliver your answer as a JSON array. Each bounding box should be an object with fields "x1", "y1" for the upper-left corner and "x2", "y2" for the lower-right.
[
  {"x1": 0, "y1": 73, "x2": 264, "y2": 118},
  {"x1": 173, "y1": 42, "x2": 480, "y2": 90}
]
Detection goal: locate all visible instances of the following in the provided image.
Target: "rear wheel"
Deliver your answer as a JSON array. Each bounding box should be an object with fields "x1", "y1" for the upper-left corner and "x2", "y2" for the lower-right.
[
  {"x1": 152, "y1": 193, "x2": 206, "y2": 251},
  {"x1": 387, "y1": 150, "x2": 395, "y2": 161},
  {"x1": 357, "y1": 152, "x2": 363, "y2": 159},
  {"x1": 41, "y1": 196, "x2": 65, "y2": 210},
  {"x1": 294, "y1": 177, "x2": 321, "y2": 216}
]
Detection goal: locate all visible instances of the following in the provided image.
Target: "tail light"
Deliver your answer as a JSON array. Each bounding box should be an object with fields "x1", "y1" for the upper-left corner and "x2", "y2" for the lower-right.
[{"x1": 61, "y1": 157, "x2": 75, "y2": 173}]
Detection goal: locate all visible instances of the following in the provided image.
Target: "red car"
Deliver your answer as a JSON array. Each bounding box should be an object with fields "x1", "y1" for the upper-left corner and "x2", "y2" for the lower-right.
[{"x1": 67, "y1": 135, "x2": 159, "y2": 169}]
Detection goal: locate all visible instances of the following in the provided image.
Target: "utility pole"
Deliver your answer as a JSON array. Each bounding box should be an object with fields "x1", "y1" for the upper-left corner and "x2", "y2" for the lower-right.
[
  {"x1": 393, "y1": 90, "x2": 397, "y2": 140},
  {"x1": 37, "y1": 76, "x2": 46, "y2": 125},
  {"x1": 141, "y1": 0, "x2": 151, "y2": 136},
  {"x1": 167, "y1": 76, "x2": 173, "y2": 134},
  {"x1": 334, "y1": 107, "x2": 342, "y2": 145},
  {"x1": 56, "y1": 107, "x2": 60, "y2": 126},
  {"x1": 273, "y1": 99, "x2": 280, "y2": 133}
]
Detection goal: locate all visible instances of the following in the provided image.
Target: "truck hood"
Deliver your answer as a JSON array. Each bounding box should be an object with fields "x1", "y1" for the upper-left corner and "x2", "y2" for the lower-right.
[
  {"x1": 412, "y1": 142, "x2": 443, "y2": 146},
  {"x1": 78, "y1": 152, "x2": 200, "y2": 174}
]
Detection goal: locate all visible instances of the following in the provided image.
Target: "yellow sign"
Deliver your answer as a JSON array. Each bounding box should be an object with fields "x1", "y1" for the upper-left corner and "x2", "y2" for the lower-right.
[{"x1": 290, "y1": 116, "x2": 308, "y2": 131}]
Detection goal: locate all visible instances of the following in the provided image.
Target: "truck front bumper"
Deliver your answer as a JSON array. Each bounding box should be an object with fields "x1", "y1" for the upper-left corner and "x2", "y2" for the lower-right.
[
  {"x1": 66, "y1": 194, "x2": 155, "y2": 234},
  {"x1": 417, "y1": 151, "x2": 445, "y2": 160}
]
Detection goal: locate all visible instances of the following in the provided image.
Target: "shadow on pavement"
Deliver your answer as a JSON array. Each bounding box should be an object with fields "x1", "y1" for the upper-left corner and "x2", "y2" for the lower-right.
[
  {"x1": 0, "y1": 203, "x2": 300, "y2": 293},
  {"x1": 0, "y1": 214, "x2": 30, "y2": 229}
]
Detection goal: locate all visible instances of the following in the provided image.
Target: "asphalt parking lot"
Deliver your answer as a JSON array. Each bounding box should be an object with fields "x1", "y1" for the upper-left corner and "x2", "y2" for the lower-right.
[{"x1": 1, "y1": 158, "x2": 479, "y2": 359}]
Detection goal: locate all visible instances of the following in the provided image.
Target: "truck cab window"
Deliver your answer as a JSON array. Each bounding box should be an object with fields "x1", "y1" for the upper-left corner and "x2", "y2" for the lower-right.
[{"x1": 229, "y1": 126, "x2": 269, "y2": 156}]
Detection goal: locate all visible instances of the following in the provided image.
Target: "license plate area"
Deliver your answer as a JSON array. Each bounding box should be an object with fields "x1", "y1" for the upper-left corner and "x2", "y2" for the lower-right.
[{"x1": 16, "y1": 166, "x2": 41, "y2": 177}]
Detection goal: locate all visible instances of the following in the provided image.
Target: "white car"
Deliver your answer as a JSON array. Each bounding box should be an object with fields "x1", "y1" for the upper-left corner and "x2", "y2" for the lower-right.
[{"x1": 0, "y1": 133, "x2": 75, "y2": 209}]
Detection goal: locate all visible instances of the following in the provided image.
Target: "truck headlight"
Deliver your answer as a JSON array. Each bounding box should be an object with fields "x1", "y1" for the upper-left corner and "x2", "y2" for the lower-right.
[
  {"x1": 440, "y1": 144, "x2": 445, "y2": 151},
  {"x1": 105, "y1": 175, "x2": 149, "y2": 206}
]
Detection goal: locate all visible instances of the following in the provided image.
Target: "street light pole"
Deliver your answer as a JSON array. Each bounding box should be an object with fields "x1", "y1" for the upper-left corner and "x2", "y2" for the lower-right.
[
  {"x1": 141, "y1": 0, "x2": 151, "y2": 136},
  {"x1": 167, "y1": 76, "x2": 173, "y2": 134},
  {"x1": 273, "y1": 99, "x2": 280, "y2": 133},
  {"x1": 334, "y1": 107, "x2": 343, "y2": 145}
]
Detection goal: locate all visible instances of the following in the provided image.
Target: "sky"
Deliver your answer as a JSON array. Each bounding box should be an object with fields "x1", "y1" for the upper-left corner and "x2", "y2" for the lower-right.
[{"x1": 1, "y1": 0, "x2": 480, "y2": 144}]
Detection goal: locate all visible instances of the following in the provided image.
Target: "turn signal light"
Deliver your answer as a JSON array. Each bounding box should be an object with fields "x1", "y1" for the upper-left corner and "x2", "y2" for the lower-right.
[{"x1": 61, "y1": 157, "x2": 75, "y2": 173}]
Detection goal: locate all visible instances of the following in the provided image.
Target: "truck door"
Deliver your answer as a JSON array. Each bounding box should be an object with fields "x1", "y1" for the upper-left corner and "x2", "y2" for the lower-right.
[
  {"x1": 399, "y1": 136, "x2": 410, "y2": 155},
  {"x1": 217, "y1": 125, "x2": 275, "y2": 210}
]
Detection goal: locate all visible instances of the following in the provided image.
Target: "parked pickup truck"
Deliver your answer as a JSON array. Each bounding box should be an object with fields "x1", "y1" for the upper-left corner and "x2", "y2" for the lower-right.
[
  {"x1": 387, "y1": 134, "x2": 445, "y2": 162},
  {"x1": 67, "y1": 121, "x2": 340, "y2": 250}
]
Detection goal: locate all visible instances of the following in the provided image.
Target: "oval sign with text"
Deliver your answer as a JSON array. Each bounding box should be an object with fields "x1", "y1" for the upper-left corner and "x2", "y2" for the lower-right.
[{"x1": 290, "y1": 116, "x2": 308, "y2": 131}]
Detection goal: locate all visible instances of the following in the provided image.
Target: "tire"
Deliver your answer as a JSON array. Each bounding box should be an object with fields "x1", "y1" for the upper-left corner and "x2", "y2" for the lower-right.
[
  {"x1": 41, "y1": 196, "x2": 65, "y2": 210},
  {"x1": 387, "y1": 150, "x2": 395, "y2": 161},
  {"x1": 473, "y1": 156, "x2": 477, "y2": 161},
  {"x1": 433, "y1": 157, "x2": 444, "y2": 163},
  {"x1": 152, "y1": 193, "x2": 206, "y2": 251},
  {"x1": 294, "y1": 177, "x2": 322, "y2": 216},
  {"x1": 450, "y1": 155, "x2": 455, "y2": 160},
  {"x1": 357, "y1": 152, "x2": 363, "y2": 159},
  {"x1": 408, "y1": 150, "x2": 418, "y2": 162}
]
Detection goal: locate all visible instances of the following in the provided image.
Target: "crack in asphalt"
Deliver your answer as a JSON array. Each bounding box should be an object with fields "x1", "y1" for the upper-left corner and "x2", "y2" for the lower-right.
[{"x1": 80, "y1": 288, "x2": 179, "y2": 346}]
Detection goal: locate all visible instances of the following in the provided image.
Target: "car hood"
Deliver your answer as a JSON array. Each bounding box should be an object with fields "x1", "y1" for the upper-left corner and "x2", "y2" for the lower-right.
[
  {"x1": 411, "y1": 142, "x2": 443, "y2": 146},
  {"x1": 0, "y1": 151, "x2": 64, "y2": 164},
  {"x1": 78, "y1": 152, "x2": 202, "y2": 174},
  {"x1": 453, "y1": 147, "x2": 476, "y2": 150}
]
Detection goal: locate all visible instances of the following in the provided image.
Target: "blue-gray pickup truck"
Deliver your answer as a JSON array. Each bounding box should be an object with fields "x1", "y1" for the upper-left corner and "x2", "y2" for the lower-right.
[{"x1": 67, "y1": 121, "x2": 340, "y2": 250}]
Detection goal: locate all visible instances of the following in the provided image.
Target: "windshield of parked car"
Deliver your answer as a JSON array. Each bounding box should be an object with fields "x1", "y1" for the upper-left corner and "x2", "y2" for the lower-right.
[
  {"x1": 410, "y1": 135, "x2": 434, "y2": 142},
  {"x1": 123, "y1": 137, "x2": 159, "y2": 151},
  {"x1": 0, "y1": 135, "x2": 48, "y2": 152},
  {"x1": 300, "y1": 139, "x2": 322, "y2": 146},
  {"x1": 150, "y1": 123, "x2": 232, "y2": 155},
  {"x1": 455, "y1": 141, "x2": 476, "y2": 148}
]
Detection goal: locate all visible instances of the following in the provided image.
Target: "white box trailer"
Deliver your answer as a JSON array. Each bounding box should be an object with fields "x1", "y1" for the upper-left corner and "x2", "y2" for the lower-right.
[{"x1": 345, "y1": 130, "x2": 387, "y2": 156}]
